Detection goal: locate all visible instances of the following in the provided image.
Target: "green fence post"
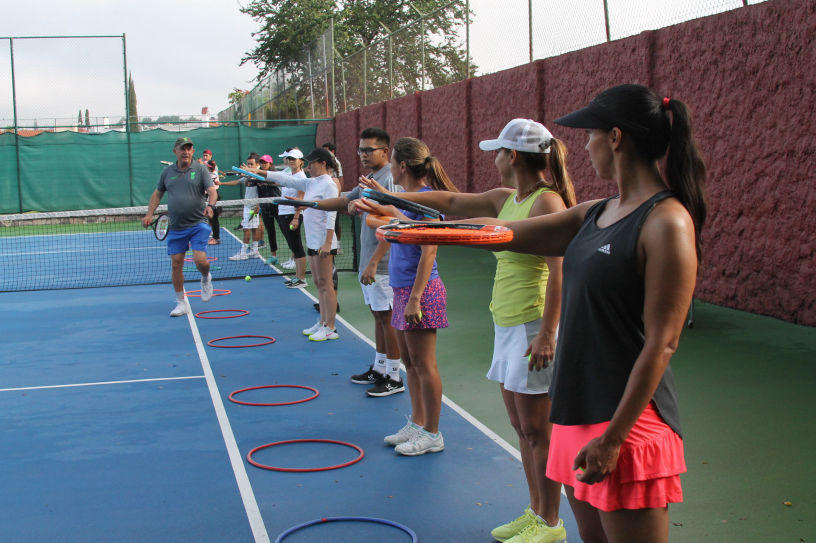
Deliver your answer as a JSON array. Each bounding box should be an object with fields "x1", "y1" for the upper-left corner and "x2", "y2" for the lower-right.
[
  {"x1": 123, "y1": 33, "x2": 135, "y2": 206},
  {"x1": 10, "y1": 38, "x2": 23, "y2": 212}
]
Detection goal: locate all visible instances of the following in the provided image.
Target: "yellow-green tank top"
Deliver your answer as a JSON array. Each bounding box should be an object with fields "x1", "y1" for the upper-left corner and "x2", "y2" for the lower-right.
[{"x1": 489, "y1": 188, "x2": 551, "y2": 327}]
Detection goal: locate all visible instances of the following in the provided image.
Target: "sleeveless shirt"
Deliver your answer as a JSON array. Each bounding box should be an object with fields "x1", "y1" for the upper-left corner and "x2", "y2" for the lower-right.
[
  {"x1": 490, "y1": 188, "x2": 551, "y2": 327},
  {"x1": 550, "y1": 190, "x2": 682, "y2": 436}
]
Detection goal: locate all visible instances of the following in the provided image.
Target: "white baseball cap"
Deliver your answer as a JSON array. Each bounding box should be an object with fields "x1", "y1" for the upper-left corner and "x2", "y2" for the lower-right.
[
  {"x1": 278, "y1": 148, "x2": 304, "y2": 159},
  {"x1": 479, "y1": 119, "x2": 553, "y2": 154}
]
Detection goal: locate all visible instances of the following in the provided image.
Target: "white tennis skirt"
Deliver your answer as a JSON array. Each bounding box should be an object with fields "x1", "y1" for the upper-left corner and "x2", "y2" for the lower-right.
[{"x1": 486, "y1": 318, "x2": 554, "y2": 394}]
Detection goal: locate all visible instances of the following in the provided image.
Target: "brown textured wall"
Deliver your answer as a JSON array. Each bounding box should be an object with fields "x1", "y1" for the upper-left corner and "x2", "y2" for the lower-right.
[
  {"x1": 325, "y1": 0, "x2": 815, "y2": 325},
  {"x1": 314, "y1": 120, "x2": 334, "y2": 153}
]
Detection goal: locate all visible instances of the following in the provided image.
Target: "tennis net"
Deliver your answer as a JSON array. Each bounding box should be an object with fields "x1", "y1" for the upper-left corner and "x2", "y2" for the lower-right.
[{"x1": 0, "y1": 197, "x2": 359, "y2": 292}]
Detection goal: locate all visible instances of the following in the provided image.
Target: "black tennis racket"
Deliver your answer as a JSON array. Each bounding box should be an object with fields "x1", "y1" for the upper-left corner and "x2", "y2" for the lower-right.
[
  {"x1": 270, "y1": 197, "x2": 319, "y2": 208},
  {"x1": 361, "y1": 188, "x2": 441, "y2": 219},
  {"x1": 151, "y1": 214, "x2": 169, "y2": 240}
]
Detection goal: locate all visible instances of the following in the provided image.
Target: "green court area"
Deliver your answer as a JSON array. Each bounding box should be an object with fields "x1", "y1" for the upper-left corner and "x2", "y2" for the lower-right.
[{"x1": 323, "y1": 246, "x2": 815, "y2": 543}]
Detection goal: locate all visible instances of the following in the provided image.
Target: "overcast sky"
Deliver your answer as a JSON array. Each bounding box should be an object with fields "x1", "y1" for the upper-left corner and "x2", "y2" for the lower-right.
[{"x1": 0, "y1": 0, "x2": 756, "y2": 124}]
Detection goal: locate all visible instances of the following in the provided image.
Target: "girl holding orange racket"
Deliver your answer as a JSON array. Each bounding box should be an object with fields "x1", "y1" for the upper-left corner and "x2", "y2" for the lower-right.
[
  {"x1": 361, "y1": 119, "x2": 575, "y2": 542},
  {"x1": 355, "y1": 137, "x2": 459, "y2": 456}
]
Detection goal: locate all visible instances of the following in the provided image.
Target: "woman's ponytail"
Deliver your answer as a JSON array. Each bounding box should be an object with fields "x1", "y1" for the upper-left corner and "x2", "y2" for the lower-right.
[{"x1": 664, "y1": 98, "x2": 707, "y2": 261}]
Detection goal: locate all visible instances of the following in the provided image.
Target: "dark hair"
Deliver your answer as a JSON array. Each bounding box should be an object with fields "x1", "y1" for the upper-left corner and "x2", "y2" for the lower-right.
[
  {"x1": 392, "y1": 137, "x2": 459, "y2": 193},
  {"x1": 514, "y1": 138, "x2": 576, "y2": 208},
  {"x1": 360, "y1": 127, "x2": 390, "y2": 147},
  {"x1": 321, "y1": 142, "x2": 336, "y2": 152},
  {"x1": 247, "y1": 152, "x2": 260, "y2": 162},
  {"x1": 593, "y1": 84, "x2": 706, "y2": 259}
]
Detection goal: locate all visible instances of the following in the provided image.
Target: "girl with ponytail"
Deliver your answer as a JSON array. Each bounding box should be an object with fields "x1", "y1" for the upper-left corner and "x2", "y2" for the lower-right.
[
  {"x1": 459, "y1": 85, "x2": 705, "y2": 543},
  {"x1": 358, "y1": 123, "x2": 575, "y2": 542},
  {"x1": 355, "y1": 137, "x2": 455, "y2": 457}
]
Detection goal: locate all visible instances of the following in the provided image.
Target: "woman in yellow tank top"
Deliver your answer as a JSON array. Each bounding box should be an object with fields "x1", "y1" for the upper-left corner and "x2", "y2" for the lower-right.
[{"x1": 360, "y1": 119, "x2": 576, "y2": 543}]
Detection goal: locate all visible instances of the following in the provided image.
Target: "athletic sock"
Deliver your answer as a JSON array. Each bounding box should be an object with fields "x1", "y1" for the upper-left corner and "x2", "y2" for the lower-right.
[
  {"x1": 531, "y1": 511, "x2": 556, "y2": 528},
  {"x1": 241, "y1": 243, "x2": 248, "y2": 252},
  {"x1": 373, "y1": 353, "x2": 387, "y2": 375},
  {"x1": 386, "y1": 358, "x2": 401, "y2": 381},
  {"x1": 251, "y1": 241, "x2": 258, "y2": 252},
  {"x1": 174, "y1": 291, "x2": 185, "y2": 302}
]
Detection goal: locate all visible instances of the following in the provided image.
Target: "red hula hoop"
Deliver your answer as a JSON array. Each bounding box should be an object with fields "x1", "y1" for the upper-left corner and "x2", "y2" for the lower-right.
[
  {"x1": 247, "y1": 439, "x2": 364, "y2": 472},
  {"x1": 229, "y1": 385, "x2": 319, "y2": 406},
  {"x1": 186, "y1": 288, "x2": 231, "y2": 297},
  {"x1": 207, "y1": 335, "x2": 276, "y2": 348},
  {"x1": 195, "y1": 309, "x2": 250, "y2": 319}
]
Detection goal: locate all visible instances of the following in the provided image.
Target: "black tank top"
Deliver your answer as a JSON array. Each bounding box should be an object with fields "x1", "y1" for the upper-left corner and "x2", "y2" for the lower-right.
[{"x1": 551, "y1": 190, "x2": 682, "y2": 436}]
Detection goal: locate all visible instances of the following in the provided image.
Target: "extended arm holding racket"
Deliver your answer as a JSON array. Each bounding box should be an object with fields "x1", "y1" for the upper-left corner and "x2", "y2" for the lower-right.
[
  {"x1": 360, "y1": 189, "x2": 441, "y2": 219},
  {"x1": 357, "y1": 177, "x2": 507, "y2": 218}
]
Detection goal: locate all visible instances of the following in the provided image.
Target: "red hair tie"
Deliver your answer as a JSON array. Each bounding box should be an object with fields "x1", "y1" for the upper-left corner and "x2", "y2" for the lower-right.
[{"x1": 662, "y1": 97, "x2": 671, "y2": 110}]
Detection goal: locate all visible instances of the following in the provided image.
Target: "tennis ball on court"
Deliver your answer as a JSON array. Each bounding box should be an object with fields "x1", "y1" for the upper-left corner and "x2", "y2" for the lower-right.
[{"x1": 245, "y1": 275, "x2": 251, "y2": 282}]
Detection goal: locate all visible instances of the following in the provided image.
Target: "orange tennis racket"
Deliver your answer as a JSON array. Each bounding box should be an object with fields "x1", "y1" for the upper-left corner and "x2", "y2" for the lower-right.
[{"x1": 373, "y1": 219, "x2": 513, "y2": 245}]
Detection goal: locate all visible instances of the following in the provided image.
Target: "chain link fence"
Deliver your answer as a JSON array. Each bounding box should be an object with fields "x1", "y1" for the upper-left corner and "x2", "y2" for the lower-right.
[{"x1": 223, "y1": 0, "x2": 769, "y2": 121}]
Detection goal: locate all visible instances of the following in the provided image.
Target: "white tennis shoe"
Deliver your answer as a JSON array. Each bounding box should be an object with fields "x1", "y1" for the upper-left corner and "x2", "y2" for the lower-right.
[
  {"x1": 169, "y1": 301, "x2": 187, "y2": 317},
  {"x1": 229, "y1": 251, "x2": 248, "y2": 261},
  {"x1": 302, "y1": 320, "x2": 323, "y2": 336},
  {"x1": 309, "y1": 326, "x2": 339, "y2": 342},
  {"x1": 200, "y1": 274, "x2": 213, "y2": 302}
]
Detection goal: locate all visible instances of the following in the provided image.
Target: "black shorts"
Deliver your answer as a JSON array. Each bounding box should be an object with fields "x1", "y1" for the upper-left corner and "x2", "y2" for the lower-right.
[{"x1": 307, "y1": 248, "x2": 338, "y2": 257}]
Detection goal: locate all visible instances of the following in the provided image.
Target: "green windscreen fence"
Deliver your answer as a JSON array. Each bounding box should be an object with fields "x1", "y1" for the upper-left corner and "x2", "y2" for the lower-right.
[{"x1": 0, "y1": 123, "x2": 318, "y2": 213}]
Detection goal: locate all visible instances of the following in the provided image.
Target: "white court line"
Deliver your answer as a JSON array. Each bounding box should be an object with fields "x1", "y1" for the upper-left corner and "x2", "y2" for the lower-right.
[
  {"x1": 0, "y1": 375, "x2": 204, "y2": 393},
  {"x1": 183, "y1": 298, "x2": 271, "y2": 543}
]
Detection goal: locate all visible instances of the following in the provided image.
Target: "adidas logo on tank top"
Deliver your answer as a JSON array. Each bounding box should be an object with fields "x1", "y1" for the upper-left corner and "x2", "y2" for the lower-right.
[{"x1": 597, "y1": 243, "x2": 611, "y2": 255}]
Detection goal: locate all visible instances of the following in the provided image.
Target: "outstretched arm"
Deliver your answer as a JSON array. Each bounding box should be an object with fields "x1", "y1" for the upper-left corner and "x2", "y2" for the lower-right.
[{"x1": 357, "y1": 176, "x2": 512, "y2": 218}]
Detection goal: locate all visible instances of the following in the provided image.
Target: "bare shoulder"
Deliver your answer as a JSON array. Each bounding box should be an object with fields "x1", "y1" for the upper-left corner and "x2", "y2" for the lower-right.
[
  {"x1": 645, "y1": 197, "x2": 694, "y2": 234},
  {"x1": 640, "y1": 197, "x2": 696, "y2": 257},
  {"x1": 529, "y1": 190, "x2": 567, "y2": 217}
]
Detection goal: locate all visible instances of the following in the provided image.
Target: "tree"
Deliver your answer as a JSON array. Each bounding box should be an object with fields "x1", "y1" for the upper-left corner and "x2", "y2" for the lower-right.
[
  {"x1": 127, "y1": 72, "x2": 141, "y2": 132},
  {"x1": 228, "y1": 88, "x2": 250, "y2": 104},
  {"x1": 77, "y1": 109, "x2": 82, "y2": 126},
  {"x1": 85, "y1": 109, "x2": 90, "y2": 128},
  {"x1": 239, "y1": 0, "x2": 472, "y2": 106}
]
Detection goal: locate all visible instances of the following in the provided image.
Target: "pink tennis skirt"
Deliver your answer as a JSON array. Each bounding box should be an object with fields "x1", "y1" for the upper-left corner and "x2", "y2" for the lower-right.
[{"x1": 546, "y1": 402, "x2": 686, "y2": 512}]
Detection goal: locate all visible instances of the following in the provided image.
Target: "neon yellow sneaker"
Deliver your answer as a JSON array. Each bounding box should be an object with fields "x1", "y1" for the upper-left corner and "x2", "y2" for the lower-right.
[
  {"x1": 491, "y1": 507, "x2": 534, "y2": 542},
  {"x1": 504, "y1": 517, "x2": 566, "y2": 543}
]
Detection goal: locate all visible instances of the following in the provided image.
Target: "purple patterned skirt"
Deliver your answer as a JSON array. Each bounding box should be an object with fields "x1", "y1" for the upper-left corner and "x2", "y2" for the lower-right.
[{"x1": 391, "y1": 277, "x2": 449, "y2": 331}]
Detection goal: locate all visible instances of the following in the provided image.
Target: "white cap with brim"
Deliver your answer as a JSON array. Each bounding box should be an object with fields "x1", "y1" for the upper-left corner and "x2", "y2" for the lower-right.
[
  {"x1": 479, "y1": 118, "x2": 554, "y2": 154},
  {"x1": 278, "y1": 149, "x2": 304, "y2": 159}
]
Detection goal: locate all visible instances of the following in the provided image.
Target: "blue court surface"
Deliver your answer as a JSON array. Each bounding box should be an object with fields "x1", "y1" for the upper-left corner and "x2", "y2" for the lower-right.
[
  {"x1": 0, "y1": 276, "x2": 579, "y2": 542},
  {"x1": 0, "y1": 225, "x2": 276, "y2": 292}
]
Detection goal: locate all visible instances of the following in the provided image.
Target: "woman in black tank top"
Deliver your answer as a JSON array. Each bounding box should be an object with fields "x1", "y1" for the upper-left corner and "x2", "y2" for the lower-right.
[{"x1": 460, "y1": 85, "x2": 706, "y2": 543}]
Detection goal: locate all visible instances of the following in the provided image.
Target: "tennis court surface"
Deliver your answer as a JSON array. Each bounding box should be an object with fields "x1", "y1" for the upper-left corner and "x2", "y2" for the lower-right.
[{"x1": 0, "y1": 274, "x2": 579, "y2": 542}]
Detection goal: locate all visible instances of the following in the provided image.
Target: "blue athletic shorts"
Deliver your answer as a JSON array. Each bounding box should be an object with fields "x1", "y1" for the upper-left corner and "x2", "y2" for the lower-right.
[{"x1": 166, "y1": 223, "x2": 211, "y2": 255}]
